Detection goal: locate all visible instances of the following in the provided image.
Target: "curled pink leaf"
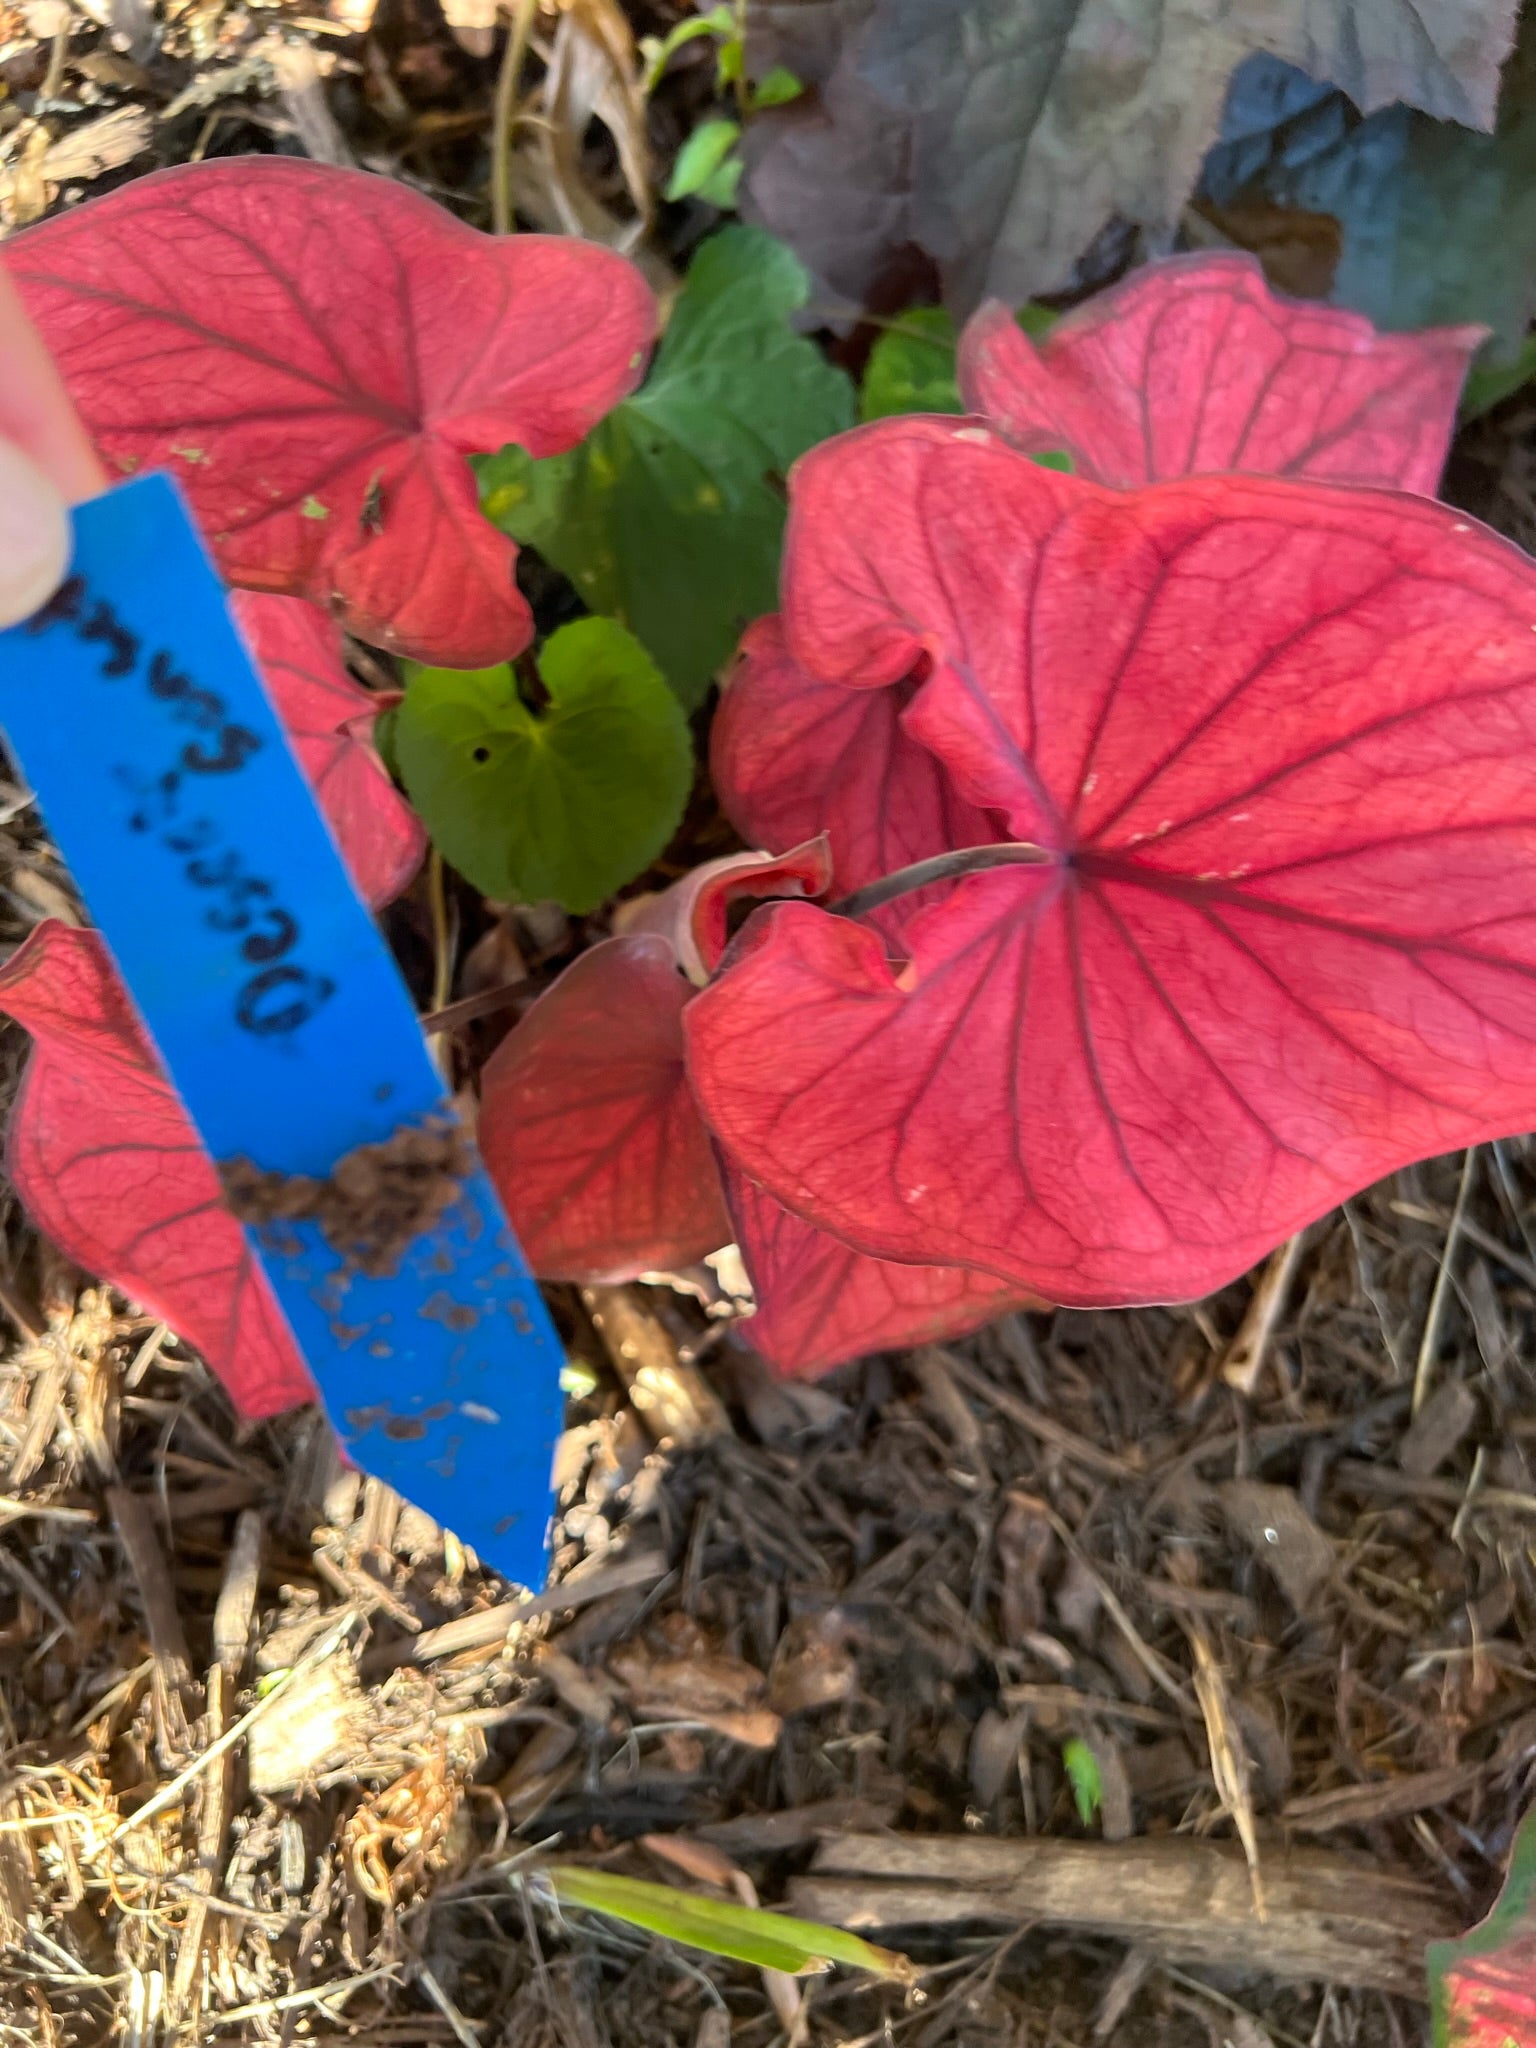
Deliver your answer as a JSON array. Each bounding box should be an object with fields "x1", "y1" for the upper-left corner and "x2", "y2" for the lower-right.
[
  {"x1": 0, "y1": 923, "x2": 313, "y2": 1419},
  {"x1": 234, "y1": 592, "x2": 424, "y2": 908},
  {"x1": 7, "y1": 158, "x2": 655, "y2": 665},
  {"x1": 622, "y1": 834, "x2": 835, "y2": 982},
  {"x1": 728, "y1": 1169, "x2": 1037, "y2": 1379},
  {"x1": 479, "y1": 935, "x2": 731, "y2": 1283},
  {"x1": 958, "y1": 256, "x2": 1480, "y2": 496},
  {"x1": 713, "y1": 616, "x2": 999, "y2": 901},
  {"x1": 687, "y1": 419, "x2": 1536, "y2": 1308}
]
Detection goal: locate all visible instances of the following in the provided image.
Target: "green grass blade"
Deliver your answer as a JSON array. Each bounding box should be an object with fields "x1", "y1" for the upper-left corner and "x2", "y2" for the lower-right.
[{"x1": 543, "y1": 1865, "x2": 918, "y2": 1983}]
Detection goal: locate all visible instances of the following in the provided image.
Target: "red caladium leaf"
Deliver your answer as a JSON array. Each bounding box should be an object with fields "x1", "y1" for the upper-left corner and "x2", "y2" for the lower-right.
[
  {"x1": 479, "y1": 935, "x2": 732, "y2": 1283},
  {"x1": 0, "y1": 923, "x2": 313, "y2": 1418},
  {"x1": 726, "y1": 1168, "x2": 1036, "y2": 1379},
  {"x1": 713, "y1": 616, "x2": 1000, "y2": 901},
  {"x1": 234, "y1": 592, "x2": 424, "y2": 909},
  {"x1": 482, "y1": 843, "x2": 833, "y2": 1284},
  {"x1": 687, "y1": 417, "x2": 1536, "y2": 1308},
  {"x1": 958, "y1": 255, "x2": 1480, "y2": 496},
  {"x1": 476, "y1": 909, "x2": 1031, "y2": 1368},
  {"x1": 7, "y1": 158, "x2": 655, "y2": 665},
  {"x1": 1429, "y1": 1806, "x2": 1536, "y2": 2046}
]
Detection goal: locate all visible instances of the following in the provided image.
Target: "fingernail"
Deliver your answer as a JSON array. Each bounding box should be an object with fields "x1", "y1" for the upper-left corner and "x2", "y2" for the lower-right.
[{"x1": 0, "y1": 440, "x2": 71, "y2": 629}]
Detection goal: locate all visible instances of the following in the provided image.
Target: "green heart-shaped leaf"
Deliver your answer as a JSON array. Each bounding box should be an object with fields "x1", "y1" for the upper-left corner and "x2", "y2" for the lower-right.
[{"x1": 395, "y1": 618, "x2": 691, "y2": 914}]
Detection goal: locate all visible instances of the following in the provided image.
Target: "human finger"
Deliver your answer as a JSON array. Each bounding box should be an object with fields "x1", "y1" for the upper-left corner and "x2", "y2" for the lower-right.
[
  {"x1": 0, "y1": 440, "x2": 71, "y2": 627},
  {"x1": 0, "y1": 269, "x2": 105, "y2": 502}
]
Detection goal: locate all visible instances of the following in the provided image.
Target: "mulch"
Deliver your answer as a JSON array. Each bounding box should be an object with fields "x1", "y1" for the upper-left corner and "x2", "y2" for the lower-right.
[
  {"x1": 5, "y1": 1149, "x2": 1535, "y2": 2044},
  {"x1": 3, "y1": 2, "x2": 1536, "y2": 2043}
]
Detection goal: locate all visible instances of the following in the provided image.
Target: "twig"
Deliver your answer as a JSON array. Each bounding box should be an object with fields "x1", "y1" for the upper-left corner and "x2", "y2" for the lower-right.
[
  {"x1": 0, "y1": 1496, "x2": 94, "y2": 1525},
  {"x1": 0, "y1": 1272, "x2": 40, "y2": 1343},
  {"x1": 1389, "y1": 1198, "x2": 1536, "y2": 1291},
  {"x1": 1184, "y1": 1619, "x2": 1265, "y2": 1920},
  {"x1": 490, "y1": 0, "x2": 539, "y2": 236},
  {"x1": 1413, "y1": 1146, "x2": 1477, "y2": 1416},
  {"x1": 109, "y1": 1483, "x2": 194, "y2": 1758},
  {"x1": 1220, "y1": 1232, "x2": 1304, "y2": 1395},
  {"x1": 39, "y1": 20, "x2": 69, "y2": 102},
  {"x1": 418, "y1": 1964, "x2": 483, "y2": 2047},
  {"x1": 204, "y1": 1966, "x2": 398, "y2": 2026},
  {"x1": 365, "y1": 1547, "x2": 669, "y2": 1670}
]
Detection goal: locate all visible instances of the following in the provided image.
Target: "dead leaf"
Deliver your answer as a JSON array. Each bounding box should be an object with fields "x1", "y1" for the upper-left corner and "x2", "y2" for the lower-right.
[
  {"x1": 538, "y1": 1644, "x2": 620, "y2": 1725},
  {"x1": 246, "y1": 1654, "x2": 365, "y2": 1795},
  {"x1": 529, "y1": 0, "x2": 651, "y2": 247},
  {"x1": 440, "y1": 0, "x2": 496, "y2": 55},
  {"x1": 745, "y1": 0, "x2": 1519, "y2": 310},
  {"x1": 969, "y1": 1707, "x2": 1027, "y2": 1809}
]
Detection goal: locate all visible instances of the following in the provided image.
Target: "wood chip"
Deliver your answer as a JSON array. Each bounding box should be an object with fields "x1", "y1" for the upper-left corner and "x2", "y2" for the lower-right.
[
  {"x1": 1398, "y1": 1378, "x2": 1479, "y2": 1478},
  {"x1": 1218, "y1": 1480, "x2": 1335, "y2": 1615},
  {"x1": 790, "y1": 1833, "x2": 1456, "y2": 1996},
  {"x1": 1281, "y1": 1763, "x2": 1488, "y2": 1833}
]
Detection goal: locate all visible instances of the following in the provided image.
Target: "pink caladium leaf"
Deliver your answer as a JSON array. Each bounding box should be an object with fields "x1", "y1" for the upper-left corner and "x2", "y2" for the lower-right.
[
  {"x1": 726, "y1": 1169, "x2": 1037, "y2": 1379},
  {"x1": 475, "y1": 910, "x2": 1032, "y2": 1369},
  {"x1": 481, "y1": 842, "x2": 835, "y2": 1284},
  {"x1": 958, "y1": 254, "x2": 1481, "y2": 496},
  {"x1": 479, "y1": 935, "x2": 732, "y2": 1283},
  {"x1": 1429, "y1": 1806, "x2": 1536, "y2": 2046},
  {"x1": 7, "y1": 158, "x2": 655, "y2": 665},
  {"x1": 713, "y1": 616, "x2": 1001, "y2": 902},
  {"x1": 234, "y1": 592, "x2": 424, "y2": 908},
  {"x1": 0, "y1": 923, "x2": 313, "y2": 1418},
  {"x1": 687, "y1": 418, "x2": 1536, "y2": 1309}
]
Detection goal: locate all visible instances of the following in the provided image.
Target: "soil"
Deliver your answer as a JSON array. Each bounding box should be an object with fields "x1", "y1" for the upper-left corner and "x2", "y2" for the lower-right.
[
  {"x1": 2, "y1": 3, "x2": 1535, "y2": 2045},
  {"x1": 220, "y1": 1117, "x2": 475, "y2": 1279}
]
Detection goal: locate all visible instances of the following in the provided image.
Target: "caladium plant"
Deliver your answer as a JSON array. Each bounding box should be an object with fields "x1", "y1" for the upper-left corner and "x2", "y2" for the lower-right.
[
  {"x1": 5, "y1": 211, "x2": 1536, "y2": 1393},
  {"x1": 482, "y1": 256, "x2": 1536, "y2": 1372},
  {"x1": 233, "y1": 592, "x2": 425, "y2": 911},
  {"x1": 478, "y1": 841, "x2": 1037, "y2": 1375}
]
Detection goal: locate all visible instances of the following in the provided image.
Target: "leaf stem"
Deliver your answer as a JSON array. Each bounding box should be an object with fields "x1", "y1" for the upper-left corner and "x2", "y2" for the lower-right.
[
  {"x1": 491, "y1": 0, "x2": 539, "y2": 237},
  {"x1": 425, "y1": 848, "x2": 457, "y2": 1080},
  {"x1": 829, "y1": 841, "x2": 1054, "y2": 921}
]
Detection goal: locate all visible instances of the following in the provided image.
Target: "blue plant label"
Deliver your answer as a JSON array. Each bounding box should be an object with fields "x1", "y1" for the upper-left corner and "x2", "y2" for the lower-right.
[{"x1": 0, "y1": 474, "x2": 563, "y2": 1587}]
